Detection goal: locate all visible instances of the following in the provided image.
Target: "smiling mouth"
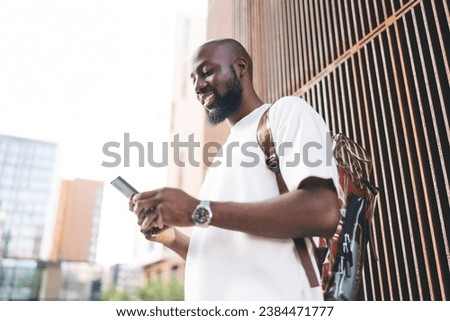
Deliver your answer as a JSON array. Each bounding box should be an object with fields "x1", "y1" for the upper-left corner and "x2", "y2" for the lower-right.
[{"x1": 201, "y1": 92, "x2": 215, "y2": 111}]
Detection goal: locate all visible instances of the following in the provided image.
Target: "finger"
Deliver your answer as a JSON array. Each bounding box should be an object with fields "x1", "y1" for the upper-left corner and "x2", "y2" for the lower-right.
[
  {"x1": 140, "y1": 214, "x2": 162, "y2": 232},
  {"x1": 132, "y1": 189, "x2": 160, "y2": 203},
  {"x1": 155, "y1": 214, "x2": 164, "y2": 229},
  {"x1": 140, "y1": 215, "x2": 154, "y2": 232},
  {"x1": 128, "y1": 194, "x2": 138, "y2": 211},
  {"x1": 153, "y1": 225, "x2": 170, "y2": 234},
  {"x1": 143, "y1": 232, "x2": 155, "y2": 241},
  {"x1": 138, "y1": 208, "x2": 158, "y2": 226},
  {"x1": 141, "y1": 224, "x2": 160, "y2": 237},
  {"x1": 142, "y1": 225, "x2": 171, "y2": 242},
  {"x1": 133, "y1": 199, "x2": 157, "y2": 216}
]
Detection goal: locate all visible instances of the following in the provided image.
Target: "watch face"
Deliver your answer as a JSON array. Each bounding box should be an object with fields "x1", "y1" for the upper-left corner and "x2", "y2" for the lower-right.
[{"x1": 194, "y1": 206, "x2": 210, "y2": 224}]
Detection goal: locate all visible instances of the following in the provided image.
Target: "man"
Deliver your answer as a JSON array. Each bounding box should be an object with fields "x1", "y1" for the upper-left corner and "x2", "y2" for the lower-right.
[{"x1": 131, "y1": 38, "x2": 340, "y2": 300}]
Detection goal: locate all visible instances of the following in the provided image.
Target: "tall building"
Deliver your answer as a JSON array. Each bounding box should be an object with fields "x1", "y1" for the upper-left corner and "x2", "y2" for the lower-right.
[
  {"x1": 0, "y1": 134, "x2": 59, "y2": 300},
  {"x1": 50, "y1": 179, "x2": 104, "y2": 262},
  {"x1": 167, "y1": 12, "x2": 208, "y2": 194},
  {"x1": 0, "y1": 135, "x2": 104, "y2": 300},
  {"x1": 39, "y1": 178, "x2": 104, "y2": 300},
  {"x1": 136, "y1": 10, "x2": 207, "y2": 290},
  {"x1": 0, "y1": 134, "x2": 59, "y2": 260},
  {"x1": 0, "y1": 208, "x2": 6, "y2": 261}
]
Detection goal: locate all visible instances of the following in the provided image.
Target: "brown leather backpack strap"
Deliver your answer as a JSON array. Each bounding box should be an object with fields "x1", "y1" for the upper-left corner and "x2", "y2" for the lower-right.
[
  {"x1": 294, "y1": 238, "x2": 320, "y2": 288},
  {"x1": 256, "y1": 107, "x2": 289, "y2": 193},
  {"x1": 257, "y1": 105, "x2": 319, "y2": 288}
]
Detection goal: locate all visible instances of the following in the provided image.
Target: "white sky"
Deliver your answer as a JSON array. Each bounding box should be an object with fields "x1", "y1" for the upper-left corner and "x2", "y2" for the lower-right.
[{"x1": 0, "y1": 0, "x2": 207, "y2": 265}]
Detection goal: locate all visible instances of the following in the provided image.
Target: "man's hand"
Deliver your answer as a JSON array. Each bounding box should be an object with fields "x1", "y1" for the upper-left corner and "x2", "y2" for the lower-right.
[
  {"x1": 131, "y1": 187, "x2": 198, "y2": 228},
  {"x1": 128, "y1": 189, "x2": 193, "y2": 259}
]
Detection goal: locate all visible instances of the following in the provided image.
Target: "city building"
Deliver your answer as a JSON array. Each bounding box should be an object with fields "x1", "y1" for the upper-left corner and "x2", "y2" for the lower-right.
[
  {"x1": 0, "y1": 134, "x2": 59, "y2": 300},
  {"x1": 139, "y1": 9, "x2": 207, "y2": 287},
  {"x1": 50, "y1": 179, "x2": 103, "y2": 262},
  {"x1": 0, "y1": 207, "x2": 6, "y2": 261},
  {"x1": 101, "y1": 8, "x2": 208, "y2": 298},
  {"x1": 0, "y1": 135, "x2": 105, "y2": 300},
  {"x1": 111, "y1": 10, "x2": 210, "y2": 293},
  {"x1": 39, "y1": 178, "x2": 105, "y2": 300}
]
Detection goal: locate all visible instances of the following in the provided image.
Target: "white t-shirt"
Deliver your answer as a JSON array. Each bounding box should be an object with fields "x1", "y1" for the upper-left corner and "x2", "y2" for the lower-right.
[{"x1": 184, "y1": 96, "x2": 339, "y2": 301}]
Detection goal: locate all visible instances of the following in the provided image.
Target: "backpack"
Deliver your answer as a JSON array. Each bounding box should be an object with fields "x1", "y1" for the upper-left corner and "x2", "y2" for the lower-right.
[{"x1": 256, "y1": 105, "x2": 379, "y2": 301}]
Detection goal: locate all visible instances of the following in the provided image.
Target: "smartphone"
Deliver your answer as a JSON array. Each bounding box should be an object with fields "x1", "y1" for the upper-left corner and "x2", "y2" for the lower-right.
[
  {"x1": 111, "y1": 176, "x2": 161, "y2": 235},
  {"x1": 110, "y1": 176, "x2": 138, "y2": 198}
]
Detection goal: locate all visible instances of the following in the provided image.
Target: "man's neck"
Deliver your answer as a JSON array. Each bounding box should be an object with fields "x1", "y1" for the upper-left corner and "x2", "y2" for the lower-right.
[{"x1": 227, "y1": 94, "x2": 264, "y2": 126}]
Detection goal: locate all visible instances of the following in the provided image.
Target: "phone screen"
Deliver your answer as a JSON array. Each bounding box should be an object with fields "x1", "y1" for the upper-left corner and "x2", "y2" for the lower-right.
[{"x1": 110, "y1": 176, "x2": 138, "y2": 198}]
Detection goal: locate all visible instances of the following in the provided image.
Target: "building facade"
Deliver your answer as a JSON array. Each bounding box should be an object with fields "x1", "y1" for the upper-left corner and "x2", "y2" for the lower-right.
[
  {"x1": 0, "y1": 134, "x2": 59, "y2": 300},
  {"x1": 105, "y1": 9, "x2": 208, "y2": 299},
  {"x1": 139, "y1": 10, "x2": 207, "y2": 288},
  {"x1": 0, "y1": 135, "x2": 105, "y2": 300},
  {"x1": 50, "y1": 179, "x2": 103, "y2": 262},
  {"x1": 40, "y1": 178, "x2": 104, "y2": 300}
]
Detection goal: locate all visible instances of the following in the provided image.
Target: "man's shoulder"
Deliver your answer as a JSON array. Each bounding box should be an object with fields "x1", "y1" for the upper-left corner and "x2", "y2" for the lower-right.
[
  {"x1": 269, "y1": 96, "x2": 317, "y2": 120},
  {"x1": 272, "y1": 95, "x2": 307, "y2": 106}
]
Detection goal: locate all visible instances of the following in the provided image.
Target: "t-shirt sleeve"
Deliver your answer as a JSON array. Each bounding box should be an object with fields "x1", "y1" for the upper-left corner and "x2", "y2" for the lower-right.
[{"x1": 269, "y1": 96, "x2": 339, "y2": 192}]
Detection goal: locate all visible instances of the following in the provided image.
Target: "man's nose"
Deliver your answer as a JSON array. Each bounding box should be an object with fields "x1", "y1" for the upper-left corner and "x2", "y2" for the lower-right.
[{"x1": 194, "y1": 77, "x2": 207, "y2": 94}]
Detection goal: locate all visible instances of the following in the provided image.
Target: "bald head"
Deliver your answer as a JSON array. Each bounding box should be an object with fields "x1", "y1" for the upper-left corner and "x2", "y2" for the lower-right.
[
  {"x1": 194, "y1": 38, "x2": 253, "y2": 79},
  {"x1": 190, "y1": 38, "x2": 264, "y2": 125}
]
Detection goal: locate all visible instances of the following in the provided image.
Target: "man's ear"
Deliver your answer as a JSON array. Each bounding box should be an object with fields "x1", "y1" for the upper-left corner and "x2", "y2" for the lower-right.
[{"x1": 235, "y1": 57, "x2": 248, "y2": 77}]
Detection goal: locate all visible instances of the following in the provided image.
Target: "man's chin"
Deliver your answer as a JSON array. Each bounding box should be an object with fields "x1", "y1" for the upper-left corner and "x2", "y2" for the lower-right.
[
  {"x1": 205, "y1": 108, "x2": 226, "y2": 125},
  {"x1": 205, "y1": 98, "x2": 241, "y2": 125},
  {"x1": 206, "y1": 114, "x2": 225, "y2": 126}
]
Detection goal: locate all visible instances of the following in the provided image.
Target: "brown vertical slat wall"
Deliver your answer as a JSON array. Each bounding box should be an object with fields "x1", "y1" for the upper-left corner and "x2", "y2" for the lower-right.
[{"x1": 233, "y1": 0, "x2": 449, "y2": 300}]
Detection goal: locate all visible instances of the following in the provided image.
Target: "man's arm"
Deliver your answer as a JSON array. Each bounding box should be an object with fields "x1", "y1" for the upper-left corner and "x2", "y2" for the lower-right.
[
  {"x1": 136, "y1": 226, "x2": 190, "y2": 260},
  {"x1": 164, "y1": 229, "x2": 190, "y2": 260},
  {"x1": 210, "y1": 177, "x2": 340, "y2": 239},
  {"x1": 132, "y1": 177, "x2": 340, "y2": 240}
]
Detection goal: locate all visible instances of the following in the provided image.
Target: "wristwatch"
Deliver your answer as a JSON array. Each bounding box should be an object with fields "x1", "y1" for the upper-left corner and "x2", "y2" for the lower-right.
[{"x1": 191, "y1": 200, "x2": 213, "y2": 227}]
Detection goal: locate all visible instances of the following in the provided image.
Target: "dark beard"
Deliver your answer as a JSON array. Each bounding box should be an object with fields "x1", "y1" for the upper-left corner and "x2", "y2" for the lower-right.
[{"x1": 206, "y1": 73, "x2": 243, "y2": 125}]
